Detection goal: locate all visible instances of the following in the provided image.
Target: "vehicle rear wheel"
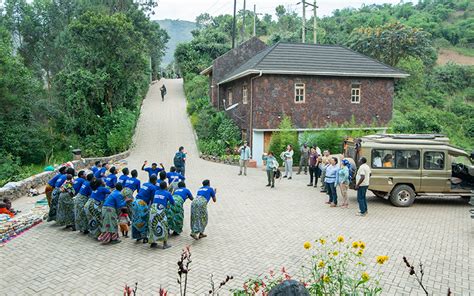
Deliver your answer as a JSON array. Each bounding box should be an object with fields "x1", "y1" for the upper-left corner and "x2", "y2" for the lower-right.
[
  {"x1": 371, "y1": 190, "x2": 387, "y2": 199},
  {"x1": 390, "y1": 185, "x2": 416, "y2": 207}
]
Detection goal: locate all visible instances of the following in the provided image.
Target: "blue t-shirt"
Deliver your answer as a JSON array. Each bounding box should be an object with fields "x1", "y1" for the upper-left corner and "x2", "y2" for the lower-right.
[
  {"x1": 173, "y1": 188, "x2": 193, "y2": 202},
  {"x1": 54, "y1": 174, "x2": 68, "y2": 188},
  {"x1": 78, "y1": 180, "x2": 92, "y2": 197},
  {"x1": 117, "y1": 174, "x2": 129, "y2": 185},
  {"x1": 152, "y1": 189, "x2": 175, "y2": 207},
  {"x1": 103, "y1": 190, "x2": 126, "y2": 209},
  {"x1": 196, "y1": 186, "x2": 216, "y2": 202},
  {"x1": 144, "y1": 167, "x2": 163, "y2": 177},
  {"x1": 136, "y1": 182, "x2": 157, "y2": 205},
  {"x1": 124, "y1": 177, "x2": 141, "y2": 192},
  {"x1": 90, "y1": 166, "x2": 99, "y2": 174},
  {"x1": 48, "y1": 173, "x2": 62, "y2": 187},
  {"x1": 91, "y1": 186, "x2": 110, "y2": 202},
  {"x1": 73, "y1": 177, "x2": 86, "y2": 193},
  {"x1": 94, "y1": 167, "x2": 107, "y2": 179},
  {"x1": 104, "y1": 173, "x2": 117, "y2": 188},
  {"x1": 166, "y1": 172, "x2": 185, "y2": 184}
]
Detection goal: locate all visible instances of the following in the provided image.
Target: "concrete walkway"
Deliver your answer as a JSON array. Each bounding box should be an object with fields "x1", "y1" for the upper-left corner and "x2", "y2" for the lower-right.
[{"x1": 1, "y1": 79, "x2": 472, "y2": 295}]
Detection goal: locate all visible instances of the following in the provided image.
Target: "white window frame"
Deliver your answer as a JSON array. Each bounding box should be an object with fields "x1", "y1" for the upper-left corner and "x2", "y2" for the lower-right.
[
  {"x1": 351, "y1": 83, "x2": 361, "y2": 104},
  {"x1": 294, "y1": 83, "x2": 305, "y2": 103},
  {"x1": 228, "y1": 88, "x2": 233, "y2": 105},
  {"x1": 242, "y1": 85, "x2": 248, "y2": 104}
]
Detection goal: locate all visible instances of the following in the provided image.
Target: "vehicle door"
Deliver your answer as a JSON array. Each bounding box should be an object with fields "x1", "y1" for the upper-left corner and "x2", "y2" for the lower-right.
[{"x1": 420, "y1": 150, "x2": 450, "y2": 192}]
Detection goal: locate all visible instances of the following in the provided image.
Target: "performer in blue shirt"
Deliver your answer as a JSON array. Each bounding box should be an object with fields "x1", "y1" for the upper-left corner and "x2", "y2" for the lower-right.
[
  {"x1": 131, "y1": 175, "x2": 158, "y2": 243},
  {"x1": 73, "y1": 171, "x2": 86, "y2": 193},
  {"x1": 104, "y1": 166, "x2": 118, "y2": 189},
  {"x1": 141, "y1": 160, "x2": 165, "y2": 178},
  {"x1": 84, "y1": 179, "x2": 110, "y2": 238},
  {"x1": 90, "y1": 161, "x2": 101, "y2": 175},
  {"x1": 124, "y1": 169, "x2": 141, "y2": 193},
  {"x1": 117, "y1": 167, "x2": 130, "y2": 185},
  {"x1": 149, "y1": 181, "x2": 175, "y2": 249},
  {"x1": 98, "y1": 183, "x2": 127, "y2": 245},
  {"x1": 167, "y1": 181, "x2": 193, "y2": 236},
  {"x1": 190, "y1": 179, "x2": 217, "y2": 240},
  {"x1": 166, "y1": 166, "x2": 185, "y2": 191},
  {"x1": 75, "y1": 173, "x2": 94, "y2": 234},
  {"x1": 45, "y1": 166, "x2": 66, "y2": 207},
  {"x1": 48, "y1": 167, "x2": 74, "y2": 222}
]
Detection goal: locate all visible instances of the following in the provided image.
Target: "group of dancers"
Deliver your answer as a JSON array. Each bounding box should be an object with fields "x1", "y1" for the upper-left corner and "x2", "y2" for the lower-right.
[{"x1": 44, "y1": 150, "x2": 217, "y2": 249}]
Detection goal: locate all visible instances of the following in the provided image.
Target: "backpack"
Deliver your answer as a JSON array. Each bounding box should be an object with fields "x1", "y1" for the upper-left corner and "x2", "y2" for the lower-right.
[
  {"x1": 174, "y1": 152, "x2": 183, "y2": 167},
  {"x1": 347, "y1": 163, "x2": 355, "y2": 182}
]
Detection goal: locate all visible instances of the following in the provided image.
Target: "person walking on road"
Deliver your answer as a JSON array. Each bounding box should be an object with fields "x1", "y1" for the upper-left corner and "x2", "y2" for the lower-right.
[
  {"x1": 297, "y1": 143, "x2": 310, "y2": 175},
  {"x1": 174, "y1": 146, "x2": 187, "y2": 176},
  {"x1": 160, "y1": 84, "x2": 167, "y2": 101},
  {"x1": 238, "y1": 141, "x2": 251, "y2": 176},
  {"x1": 281, "y1": 145, "x2": 294, "y2": 179},
  {"x1": 263, "y1": 152, "x2": 279, "y2": 188},
  {"x1": 307, "y1": 147, "x2": 320, "y2": 187},
  {"x1": 355, "y1": 157, "x2": 371, "y2": 217}
]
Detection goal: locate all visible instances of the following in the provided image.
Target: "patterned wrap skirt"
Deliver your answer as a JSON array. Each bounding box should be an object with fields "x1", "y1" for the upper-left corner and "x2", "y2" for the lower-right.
[
  {"x1": 190, "y1": 196, "x2": 208, "y2": 235},
  {"x1": 122, "y1": 187, "x2": 134, "y2": 220},
  {"x1": 74, "y1": 193, "x2": 90, "y2": 232},
  {"x1": 131, "y1": 199, "x2": 149, "y2": 240},
  {"x1": 45, "y1": 184, "x2": 54, "y2": 207},
  {"x1": 166, "y1": 195, "x2": 185, "y2": 234},
  {"x1": 98, "y1": 206, "x2": 119, "y2": 244},
  {"x1": 148, "y1": 203, "x2": 168, "y2": 243},
  {"x1": 56, "y1": 191, "x2": 75, "y2": 226},
  {"x1": 84, "y1": 198, "x2": 103, "y2": 238},
  {"x1": 47, "y1": 188, "x2": 61, "y2": 221}
]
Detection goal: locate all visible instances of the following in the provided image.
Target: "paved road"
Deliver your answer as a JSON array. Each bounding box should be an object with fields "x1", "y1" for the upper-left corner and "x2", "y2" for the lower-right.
[{"x1": 1, "y1": 79, "x2": 473, "y2": 295}]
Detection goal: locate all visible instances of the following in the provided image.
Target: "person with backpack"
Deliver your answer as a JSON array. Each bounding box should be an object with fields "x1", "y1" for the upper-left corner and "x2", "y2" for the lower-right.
[
  {"x1": 337, "y1": 159, "x2": 351, "y2": 208},
  {"x1": 174, "y1": 146, "x2": 186, "y2": 176},
  {"x1": 160, "y1": 84, "x2": 167, "y2": 101},
  {"x1": 263, "y1": 152, "x2": 279, "y2": 188}
]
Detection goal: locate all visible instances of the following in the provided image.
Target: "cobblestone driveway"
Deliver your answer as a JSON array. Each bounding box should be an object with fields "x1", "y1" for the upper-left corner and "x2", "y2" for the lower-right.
[{"x1": 1, "y1": 79, "x2": 473, "y2": 295}]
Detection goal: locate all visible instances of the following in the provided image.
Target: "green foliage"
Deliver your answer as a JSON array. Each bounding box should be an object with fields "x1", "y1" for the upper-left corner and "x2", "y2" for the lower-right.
[
  {"x1": 268, "y1": 116, "x2": 300, "y2": 166},
  {"x1": 184, "y1": 74, "x2": 209, "y2": 100}
]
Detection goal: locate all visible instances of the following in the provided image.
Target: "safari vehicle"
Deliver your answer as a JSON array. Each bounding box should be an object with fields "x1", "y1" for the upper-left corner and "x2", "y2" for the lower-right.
[{"x1": 343, "y1": 134, "x2": 474, "y2": 207}]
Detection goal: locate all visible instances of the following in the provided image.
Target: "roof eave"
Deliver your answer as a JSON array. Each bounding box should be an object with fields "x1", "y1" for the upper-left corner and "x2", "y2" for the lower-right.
[
  {"x1": 200, "y1": 65, "x2": 213, "y2": 76},
  {"x1": 218, "y1": 69, "x2": 409, "y2": 84}
]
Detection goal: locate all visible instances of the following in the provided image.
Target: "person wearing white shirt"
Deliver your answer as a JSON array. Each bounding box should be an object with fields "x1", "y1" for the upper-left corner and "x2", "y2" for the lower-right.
[
  {"x1": 355, "y1": 157, "x2": 371, "y2": 216},
  {"x1": 280, "y1": 145, "x2": 294, "y2": 179}
]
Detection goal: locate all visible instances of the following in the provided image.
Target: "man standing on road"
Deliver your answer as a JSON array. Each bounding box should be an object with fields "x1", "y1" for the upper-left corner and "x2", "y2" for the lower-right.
[
  {"x1": 355, "y1": 157, "x2": 371, "y2": 217},
  {"x1": 160, "y1": 84, "x2": 167, "y2": 101},
  {"x1": 297, "y1": 143, "x2": 310, "y2": 175},
  {"x1": 238, "y1": 141, "x2": 251, "y2": 176},
  {"x1": 174, "y1": 146, "x2": 187, "y2": 177}
]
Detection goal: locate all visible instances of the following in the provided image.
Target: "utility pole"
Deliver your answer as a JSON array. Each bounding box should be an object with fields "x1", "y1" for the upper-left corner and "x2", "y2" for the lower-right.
[
  {"x1": 253, "y1": 5, "x2": 262, "y2": 37},
  {"x1": 302, "y1": 0, "x2": 306, "y2": 43},
  {"x1": 313, "y1": 0, "x2": 318, "y2": 44},
  {"x1": 241, "y1": 0, "x2": 246, "y2": 42},
  {"x1": 232, "y1": 0, "x2": 237, "y2": 48}
]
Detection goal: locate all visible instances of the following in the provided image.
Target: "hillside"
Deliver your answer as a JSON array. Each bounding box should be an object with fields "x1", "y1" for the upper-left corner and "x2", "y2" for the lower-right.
[{"x1": 156, "y1": 19, "x2": 196, "y2": 65}]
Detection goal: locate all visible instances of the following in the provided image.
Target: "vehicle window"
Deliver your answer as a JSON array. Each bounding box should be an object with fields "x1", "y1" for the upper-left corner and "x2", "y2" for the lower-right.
[
  {"x1": 452, "y1": 155, "x2": 473, "y2": 166},
  {"x1": 424, "y1": 152, "x2": 445, "y2": 170},
  {"x1": 372, "y1": 149, "x2": 419, "y2": 169}
]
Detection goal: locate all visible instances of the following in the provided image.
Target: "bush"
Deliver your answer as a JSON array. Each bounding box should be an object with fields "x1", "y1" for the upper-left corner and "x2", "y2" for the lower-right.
[
  {"x1": 268, "y1": 116, "x2": 300, "y2": 166},
  {"x1": 0, "y1": 153, "x2": 22, "y2": 186}
]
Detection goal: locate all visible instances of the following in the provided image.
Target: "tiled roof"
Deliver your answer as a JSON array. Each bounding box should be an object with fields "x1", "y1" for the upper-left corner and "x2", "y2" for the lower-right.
[{"x1": 218, "y1": 42, "x2": 408, "y2": 84}]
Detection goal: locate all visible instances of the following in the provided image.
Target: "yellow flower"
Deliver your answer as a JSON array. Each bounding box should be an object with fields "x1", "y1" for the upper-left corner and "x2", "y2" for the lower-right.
[
  {"x1": 357, "y1": 250, "x2": 364, "y2": 256},
  {"x1": 352, "y1": 241, "x2": 359, "y2": 248},
  {"x1": 361, "y1": 272, "x2": 370, "y2": 282},
  {"x1": 318, "y1": 260, "x2": 325, "y2": 268},
  {"x1": 304, "y1": 241, "x2": 312, "y2": 250},
  {"x1": 336, "y1": 236, "x2": 345, "y2": 243},
  {"x1": 359, "y1": 241, "x2": 366, "y2": 249},
  {"x1": 332, "y1": 251, "x2": 339, "y2": 256},
  {"x1": 319, "y1": 238, "x2": 326, "y2": 245},
  {"x1": 322, "y1": 275, "x2": 330, "y2": 283},
  {"x1": 376, "y1": 255, "x2": 389, "y2": 264}
]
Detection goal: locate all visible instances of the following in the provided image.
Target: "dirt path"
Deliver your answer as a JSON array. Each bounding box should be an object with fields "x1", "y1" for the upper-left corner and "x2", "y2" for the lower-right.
[{"x1": 437, "y1": 49, "x2": 474, "y2": 66}]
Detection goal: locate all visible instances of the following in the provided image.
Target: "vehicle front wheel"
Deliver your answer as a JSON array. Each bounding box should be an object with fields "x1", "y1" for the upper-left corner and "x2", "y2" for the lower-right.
[{"x1": 389, "y1": 185, "x2": 416, "y2": 207}]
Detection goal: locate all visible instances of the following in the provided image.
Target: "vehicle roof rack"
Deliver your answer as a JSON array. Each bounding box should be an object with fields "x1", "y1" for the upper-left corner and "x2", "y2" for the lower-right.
[{"x1": 378, "y1": 134, "x2": 447, "y2": 140}]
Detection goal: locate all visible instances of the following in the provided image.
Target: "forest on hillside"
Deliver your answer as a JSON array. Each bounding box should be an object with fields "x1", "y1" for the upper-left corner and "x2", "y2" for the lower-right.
[
  {"x1": 0, "y1": 0, "x2": 168, "y2": 185},
  {"x1": 174, "y1": 0, "x2": 474, "y2": 158},
  {"x1": 156, "y1": 19, "x2": 195, "y2": 66}
]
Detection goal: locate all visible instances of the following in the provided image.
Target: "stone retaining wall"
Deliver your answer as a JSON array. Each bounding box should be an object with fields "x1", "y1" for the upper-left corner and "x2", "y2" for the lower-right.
[{"x1": 0, "y1": 150, "x2": 130, "y2": 201}]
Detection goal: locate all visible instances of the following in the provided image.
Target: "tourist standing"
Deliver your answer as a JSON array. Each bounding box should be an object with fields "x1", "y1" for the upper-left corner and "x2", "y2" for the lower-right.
[
  {"x1": 325, "y1": 157, "x2": 339, "y2": 207},
  {"x1": 338, "y1": 159, "x2": 350, "y2": 208},
  {"x1": 98, "y1": 183, "x2": 127, "y2": 244},
  {"x1": 319, "y1": 150, "x2": 330, "y2": 192},
  {"x1": 174, "y1": 146, "x2": 187, "y2": 176},
  {"x1": 167, "y1": 181, "x2": 193, "y2": 236},
  {"x1": 160, "y1": 84, "x2": 167, "y2": 101},
  {"x1": 307, "y1": 147, "x2": 320, "y2": 187},
  {"x1": 263, "y1": 152, "x2": 279, "y2": 188},
  {"x1": 131, "y1": 175, "x2": 158, "y2": 243},
  {"x1": 190, "y1": 179, "x2": 217, "y2": 240},
  {"x1": 281, "y1": 145, "x2": 294, "y2": 179},
  {"x1": 238, "y1": 141, "x2": 251, "y2": 176},
  {"x1": 142, "y1": 161, "x2": 165, "y2": 178},
  {"x1": 84, "y1": 179, "x2": 110, "y2": 238},
  {"x1": 149, "y1": 181, "x2": 175, "y2": 249},
  {"x1": 355, "y1": 157, "x2": 371, "y2": 217},
  {"x1": 297, "y1": 143, "x2": 310, "y2": 175},
  {"x1": 75, "y1": 173, "x2": 94, "y2": 234}
]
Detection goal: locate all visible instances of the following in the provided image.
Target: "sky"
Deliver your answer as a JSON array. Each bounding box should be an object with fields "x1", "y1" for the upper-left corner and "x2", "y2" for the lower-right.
[{"x1": 152, "y1": 0, "x2": 414, "y2": 22}]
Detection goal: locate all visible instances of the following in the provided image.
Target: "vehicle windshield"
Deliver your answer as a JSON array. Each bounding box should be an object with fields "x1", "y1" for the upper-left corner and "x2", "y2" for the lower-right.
[{"x1": 452, "y1": 155, "x2": 474, "y2": 167}]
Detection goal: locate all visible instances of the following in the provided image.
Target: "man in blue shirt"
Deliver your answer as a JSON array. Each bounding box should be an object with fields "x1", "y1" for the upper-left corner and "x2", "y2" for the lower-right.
[
  {"x1": 149, "y1": 181, "x2": 175, "y2": 249},
  {"x1": 166, "y1": 167, "x2": 185, "y2": 187},
  {"x1": 124, "y1": 169, "x2": 141, "y2": 193},
  {"x1": 141, "y1": 161, "x2": 165, "y2": 178},
  {"x1": 90, "y1": 161, "x2": 101, "y2": 175}
]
